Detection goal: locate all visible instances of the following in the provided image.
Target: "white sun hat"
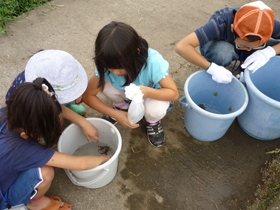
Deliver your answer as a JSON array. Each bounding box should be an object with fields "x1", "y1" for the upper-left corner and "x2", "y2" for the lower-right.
[{"x1": 25, "y1": 50, "x2": 88, "y2": 104}]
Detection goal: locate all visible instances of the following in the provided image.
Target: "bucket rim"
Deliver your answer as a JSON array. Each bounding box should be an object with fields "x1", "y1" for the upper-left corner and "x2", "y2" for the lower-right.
[
  {"x1": 184, "y1": 70, "x2": 249, "y2": 120},
  {"x1": 244, "y1": 65, "x2": 280, "y2": 109},
  {"x1": 57, "y1": 117, "x2": 122, "y2": 173}
]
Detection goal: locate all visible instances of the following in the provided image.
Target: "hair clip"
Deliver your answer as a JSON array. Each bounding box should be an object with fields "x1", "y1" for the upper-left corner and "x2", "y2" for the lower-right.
[{"x1": 42, "y1": 84, "x2": 54, "y2": 97}]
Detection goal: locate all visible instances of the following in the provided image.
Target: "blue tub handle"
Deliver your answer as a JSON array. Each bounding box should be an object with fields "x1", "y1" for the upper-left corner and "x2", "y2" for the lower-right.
[
  {"x1": 179, "y1": 96, "x2": 190, "y2": 108},
  {"x1": 238, "y1": 71, "x2": 245, "y2": 83}
]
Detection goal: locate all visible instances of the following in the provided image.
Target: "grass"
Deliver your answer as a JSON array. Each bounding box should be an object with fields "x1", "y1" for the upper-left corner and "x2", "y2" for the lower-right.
[
  {"x1": 247, "y1": 151, "x2": 280, "y2": 210},
  {"x1": 0, "y1": 0, "x2": 51, "y2": 35}
]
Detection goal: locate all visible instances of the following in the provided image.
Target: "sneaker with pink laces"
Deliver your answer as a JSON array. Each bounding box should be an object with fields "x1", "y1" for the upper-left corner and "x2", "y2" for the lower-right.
[{"x1": 143, "y1": 117, "x2": 165, "y2": 147}]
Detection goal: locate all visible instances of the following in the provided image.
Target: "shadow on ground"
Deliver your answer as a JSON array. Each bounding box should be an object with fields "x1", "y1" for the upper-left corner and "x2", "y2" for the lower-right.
[{"x1": 115, "y1": 102, "x2": 280, "y2": 210}]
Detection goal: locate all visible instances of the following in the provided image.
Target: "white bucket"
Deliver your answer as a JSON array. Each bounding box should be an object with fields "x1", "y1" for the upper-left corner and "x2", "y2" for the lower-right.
[{"x1": 57, "y1": 118, "x2": 122, "y2": 188}]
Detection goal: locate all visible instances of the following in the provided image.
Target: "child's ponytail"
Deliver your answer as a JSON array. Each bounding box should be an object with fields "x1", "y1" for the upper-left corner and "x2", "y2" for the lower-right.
[{"x1": 5, "y1": 77, "x2": 62, "y2": 147}]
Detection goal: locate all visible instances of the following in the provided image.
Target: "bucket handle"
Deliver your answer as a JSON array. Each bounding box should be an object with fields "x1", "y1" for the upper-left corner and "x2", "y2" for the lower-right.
[
  {"x1": 65, "y1": 168, "x2": 110, "y2": 187},
  {"x1": 238, "y1": 72, "x2": 245, "y2": 83},
  {"x1": 179, "y1": 96, "x2": 190, "y2": 109}
]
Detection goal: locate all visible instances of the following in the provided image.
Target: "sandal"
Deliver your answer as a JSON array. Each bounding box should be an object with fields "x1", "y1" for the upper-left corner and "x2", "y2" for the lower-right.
[{"x1": 42, "y1": 196, "x2": 71, "y2": 210}]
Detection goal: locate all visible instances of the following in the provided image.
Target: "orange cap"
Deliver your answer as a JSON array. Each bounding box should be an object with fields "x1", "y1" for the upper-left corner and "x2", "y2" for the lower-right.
[{"x1": 233, "y1": 1, "x2": 274, "y2": 44}]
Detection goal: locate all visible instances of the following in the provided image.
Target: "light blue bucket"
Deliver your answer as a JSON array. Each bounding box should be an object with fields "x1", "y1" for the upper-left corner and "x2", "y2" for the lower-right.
[
  {"x1": 179, "y1": 70, "x2": 248, "y2": 142},
  {"x1": 237, "y1": 56, "x2": 280, "y2": 140}
]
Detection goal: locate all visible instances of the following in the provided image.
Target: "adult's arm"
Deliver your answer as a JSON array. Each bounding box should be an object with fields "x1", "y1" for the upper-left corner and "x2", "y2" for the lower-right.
[{"x1": 175, "y1": 32, "x2": 211, "y2": 69}]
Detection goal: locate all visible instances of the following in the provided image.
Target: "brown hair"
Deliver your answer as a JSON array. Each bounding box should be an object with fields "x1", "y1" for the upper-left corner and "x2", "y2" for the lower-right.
[{"x1": 5, "y1": 77, "x2": 62, "y2": 147}]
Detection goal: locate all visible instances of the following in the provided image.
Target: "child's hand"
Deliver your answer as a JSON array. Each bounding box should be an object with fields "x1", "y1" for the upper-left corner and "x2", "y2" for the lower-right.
[
  {"x1": 99, "y1": 155, "x2": 112, "y2": 165},
  {"x1": 75, "y1": 96, "x2": 83, "y2": 104},
  {"x1": 138, "y1": 85, "x2": 150, "y2": 99},
  {"x1": 81, "y1": 120, "x2": 99, "y2": 143},
  {"x1": 115, "y1": 110, "x2": 139, "y2": 129}
]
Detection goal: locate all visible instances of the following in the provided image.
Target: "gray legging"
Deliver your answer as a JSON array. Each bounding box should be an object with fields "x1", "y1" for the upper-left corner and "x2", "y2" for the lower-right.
[{"x1": 102, "y1": 81, "x2": 169, "y2": 123}]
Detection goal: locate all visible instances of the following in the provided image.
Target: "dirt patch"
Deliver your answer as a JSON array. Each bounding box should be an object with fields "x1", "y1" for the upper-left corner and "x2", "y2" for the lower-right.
[
  {"x1": 249, "y1": 154, "x2": 280, "y2": 210},
  {"x1": 118, "y1": 113, "x2": 280, "y2": 209}
]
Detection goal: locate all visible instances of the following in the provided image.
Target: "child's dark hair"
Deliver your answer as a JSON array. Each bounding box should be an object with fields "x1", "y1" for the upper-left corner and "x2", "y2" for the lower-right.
[
  {"x1": 94, "y1": 21, "x2": 148, "y2": 90},
  {"x1": 5, "y1": 77, "x2": 62, "y2": 147},
  {"x1": 233, "y1": 30, "x2": 262, "y2": 42}
]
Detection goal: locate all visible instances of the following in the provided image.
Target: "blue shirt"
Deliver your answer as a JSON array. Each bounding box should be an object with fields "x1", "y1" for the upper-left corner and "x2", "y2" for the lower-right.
[
  {"x1": 195, "y1": 7, "x2": 280, "y2": 47},
  {"x1": 95, "y1": 48, "x2": 169, "y2": 90},
  {"x1": 0, "y1": 108, "x2": 55, "y2": 196},
  {"x1": 5, "y1": 71, "x2": 25, "y2": 102}
]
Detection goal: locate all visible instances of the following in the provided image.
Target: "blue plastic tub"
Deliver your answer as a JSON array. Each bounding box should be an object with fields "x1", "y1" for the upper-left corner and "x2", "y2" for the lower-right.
[
  {"x1": 179, "y1": 70, "x2": 248, "y2": 142},
  {"x1": 237, "y1": 56, "x2": 280, "y2": 140}
]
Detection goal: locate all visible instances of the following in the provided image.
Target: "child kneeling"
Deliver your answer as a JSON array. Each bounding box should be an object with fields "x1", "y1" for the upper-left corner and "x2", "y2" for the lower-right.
[{"x1": 0, "y1": 78, "x2": 111, "y2": 210}]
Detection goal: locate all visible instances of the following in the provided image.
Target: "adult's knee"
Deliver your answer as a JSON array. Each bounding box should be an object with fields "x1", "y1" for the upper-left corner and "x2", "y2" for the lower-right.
[
  {"x1": 205, "y1": 51, "x2": 237, "y2": 67},
  {"x1": 201, "y1": 41, "x2": 238, "y2": 67}
]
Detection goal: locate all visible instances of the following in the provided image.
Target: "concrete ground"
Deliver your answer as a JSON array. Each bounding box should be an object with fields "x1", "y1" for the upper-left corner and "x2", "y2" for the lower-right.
[{"x1": 1, "y1": 0, "x2": 280, "y2": 209}]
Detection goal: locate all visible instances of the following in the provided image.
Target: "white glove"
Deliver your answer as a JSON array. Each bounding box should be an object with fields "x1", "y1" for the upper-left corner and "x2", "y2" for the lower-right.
[
  {"x1": 241, "y1": 46, "x2": 276, "y2": 73},
  {"x1": 206, "y1": 63, "x2": 233, "y2": 84}
]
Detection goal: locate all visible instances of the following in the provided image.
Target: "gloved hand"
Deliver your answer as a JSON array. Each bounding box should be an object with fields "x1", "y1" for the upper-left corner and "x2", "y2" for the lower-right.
[
  {"x1": 206, "y1": 63, "x2": 233, "y2": 84},
  {"x1": 241, "y1": 46, "x2": 276, "y2": 73}
]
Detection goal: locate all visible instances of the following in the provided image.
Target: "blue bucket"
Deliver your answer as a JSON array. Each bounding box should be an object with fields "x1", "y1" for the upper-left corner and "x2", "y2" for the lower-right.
[
  {"x1": 179, "y1": 70, "x2": 248, "y2": 142},
  {"x1": 237, "y1": 56, "x2": 280, "y2": 140}
]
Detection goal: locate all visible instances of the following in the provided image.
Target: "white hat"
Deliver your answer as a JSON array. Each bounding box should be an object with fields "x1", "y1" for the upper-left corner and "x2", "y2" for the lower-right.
[{"x1": 25, "y1": 50, "x2": 88, "y2": 104}]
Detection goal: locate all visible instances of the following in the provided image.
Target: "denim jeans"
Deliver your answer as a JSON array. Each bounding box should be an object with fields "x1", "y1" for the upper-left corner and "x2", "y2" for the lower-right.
[
  {"x1": 0, "y1": 168, "x2": 42, "y2": 209},
  {"x1": 200, "y1": 38, "x2": 280, "y2": 67}
]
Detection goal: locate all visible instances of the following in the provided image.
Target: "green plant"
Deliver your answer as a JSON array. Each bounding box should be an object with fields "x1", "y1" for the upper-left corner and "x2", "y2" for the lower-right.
[
  {"x1": 247, "y1": 156, "x2": 280, "y2": 210},
  {"x1": 267, "y1": 148, "x2": 280, "y2": 155},
  {"x1": 0, "y1": 0, "x2": 51, "y2": 34}
]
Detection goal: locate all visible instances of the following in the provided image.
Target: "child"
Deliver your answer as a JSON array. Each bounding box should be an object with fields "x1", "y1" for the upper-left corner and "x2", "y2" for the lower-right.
[
  {"x1": 83, "y1": 21, "x2": 179, "y2": 147},
  {"x1": 0, "y1": 78, "x2": 111, "y2": 210},
  {"x1": 175, "y1": 1, "x2": 280, "y2": 84},
  {"x1": 5, "y1": 50, "x2": 99, "y2": 143}
]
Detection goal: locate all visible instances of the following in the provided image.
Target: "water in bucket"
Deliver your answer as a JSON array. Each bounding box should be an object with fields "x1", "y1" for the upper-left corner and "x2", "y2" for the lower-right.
[
  {"x1": 179, "y1": 70, "x2": 248, "y2": 142},
  {"x1": 198, "y1": 103, "x2": 224, "y2": 114},
  {"x1": 58, "y1": 118, "x2": 122, "y2": 188},
  {"x1": 73, "y1": 142, "x2": 115, "y2": 157}
]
